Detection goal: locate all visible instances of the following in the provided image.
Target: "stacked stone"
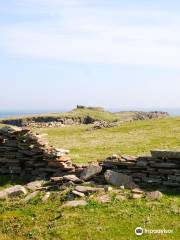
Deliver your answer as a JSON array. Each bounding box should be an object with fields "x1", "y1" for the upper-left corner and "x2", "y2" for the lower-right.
[
  {"x1": 0, "y1": 126, "x2": 76, "y2": 177},
  {"x1": 101, "y1": 151, "x2": 180, "y2": 187}
]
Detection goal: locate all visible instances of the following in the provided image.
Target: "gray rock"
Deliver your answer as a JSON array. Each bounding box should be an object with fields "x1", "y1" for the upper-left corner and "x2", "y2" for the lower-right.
[
  {"x1": 132, "y1": 193, "x2": 143, "y2": 199},
  {"x1": 63, "y1": 175, "x2": 83, "y2": 183},
  {"x1": 132, "y1": 188, "x2": 144, "y2": 194},
  {"x1": 24, "y1": 191, "x2": 39, "y2": 202},
  {"x1": 42, "y1": 192, "x2": 51, "y2": 202},
  {"x1": 80, "y1": 164, "x2": 102, "y2": 180},
  {"x1": 147, "y1": 191, "x2": 163, "y2": 200},
  {"x1": 50, "y1": 176, "x2": 63, "y2": 183},
  {"x1": 26, "y1": 180, "x2": 45, "y2": 191},
  {"x1": 96, "y1": 194, "x2": 111, "y2": 203},
  {"x1": 104, "y1": 170, "x2": 136, "y2": 189},
  {"x1": 75, "y1": 185, "x2": 104, "y2": 193},
  {"x1": 72, "y1": 190, "x2": 85, "y2": 197},
  {"x1": 63, "y1": 200, "x2": 87, "y2": 207},
  {"x1": 0, "y1": 185, "x2": 27, "y2": 199}
]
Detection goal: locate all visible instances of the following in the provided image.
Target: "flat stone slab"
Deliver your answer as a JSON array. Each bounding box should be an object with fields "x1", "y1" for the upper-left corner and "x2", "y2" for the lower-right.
[
  {"x1": 63, "y1": 200, "x2": 88, "y2": 207},
  {"x1": 26, "y1": 180, "x2": 46, "y2": 191},
  {"x1": 151, "y1": 150, "x2": 180, "y2": 159},
  {"x1": 96, "y1": 194, "x2": 111, "y2": 203},
  {"x1": 63, "y1": 175, "x2": 83, "y2": 183},
  {"x1": 72, "y1": 190, "x2": 85, "y2": 197},
  {"x1": 75, "y1": 186, "x2": 104, "y2": 193}
]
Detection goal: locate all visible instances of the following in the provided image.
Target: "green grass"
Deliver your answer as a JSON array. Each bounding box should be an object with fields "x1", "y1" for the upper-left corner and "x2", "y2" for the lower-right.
[
  {"x1": 39, "y1": 117, "x2": 180, "y2": 163},
  {"x1": 0, "y1": 188, "x2": 179, "y2": 240},
  {"x1": 0, "y1": 117, "x2": 180, "y2": 240}
]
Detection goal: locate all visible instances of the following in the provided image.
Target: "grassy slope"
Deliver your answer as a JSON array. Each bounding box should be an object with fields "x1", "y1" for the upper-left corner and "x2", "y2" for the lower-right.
[
  {"x1": 40, "y1": 117, "x2": 180, "y2": 163},
  {"x1": 0, "y1": 117, "x2": 180, "y2": 240}
]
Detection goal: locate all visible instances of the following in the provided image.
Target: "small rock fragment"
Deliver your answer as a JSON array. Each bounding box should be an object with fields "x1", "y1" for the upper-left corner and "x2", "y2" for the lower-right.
[{"x1": 42, "y1": 192, "x2": 51, "y2": 202}]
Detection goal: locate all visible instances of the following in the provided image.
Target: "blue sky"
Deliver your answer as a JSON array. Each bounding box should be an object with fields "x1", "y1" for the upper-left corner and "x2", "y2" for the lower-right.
[{"x1": 0, "y1": 0, "x2": 180, "y2": 111}]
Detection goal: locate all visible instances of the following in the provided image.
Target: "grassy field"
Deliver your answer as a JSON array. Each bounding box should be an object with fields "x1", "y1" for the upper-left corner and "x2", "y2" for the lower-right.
[
  {"x1": 39, "y1": 117, "x2": 180, "y2": 163},
  {"x1": 0, "y1": 117, "x2": 180, "y2": 240}
]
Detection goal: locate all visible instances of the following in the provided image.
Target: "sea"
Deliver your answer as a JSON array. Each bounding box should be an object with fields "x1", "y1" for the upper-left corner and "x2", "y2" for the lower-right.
[{"x1": 0, "y1": 108, "x2": 180, "y2": 119}]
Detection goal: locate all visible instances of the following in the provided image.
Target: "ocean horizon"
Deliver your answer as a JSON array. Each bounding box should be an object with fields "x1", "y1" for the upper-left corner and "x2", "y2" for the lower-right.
[{"x1": 0, "y1": 108, "x2": 180, "y2": 119}]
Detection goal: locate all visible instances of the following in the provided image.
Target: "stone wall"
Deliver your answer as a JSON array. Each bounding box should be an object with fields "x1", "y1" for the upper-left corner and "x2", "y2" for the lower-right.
[
  {"x1": 0, "y1": 126, "x2": 79, "y2": 177},
  {"x1": 1, "y1": 117, "x2": 82, "y2": 128},
  {"x1": 0, "y1": 126, "x2": 179, "y2": 188},
  {"x1": 1, "y1": 111, "x2": 169, "y2": 129},
  {"x1": 101, "y1": 151, "x2": 180, "y2": 188}
]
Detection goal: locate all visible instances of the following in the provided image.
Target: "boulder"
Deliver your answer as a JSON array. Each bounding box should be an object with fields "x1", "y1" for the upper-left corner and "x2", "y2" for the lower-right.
[
  {"x1": 0, "y1": 185, "x2": 27, "y2": 199},
  {"x1": 80, "y1": 164, "x2": 102, "y2": 180},
  {"x1": 104, "y1": 170, "x2": 136, "y2": 189},
  {"x1": 63, "y1": 200, "x2": 88, "y2": 207}
]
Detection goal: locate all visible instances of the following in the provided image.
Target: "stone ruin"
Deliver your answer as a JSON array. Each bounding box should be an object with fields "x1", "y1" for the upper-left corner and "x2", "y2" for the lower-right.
[
  {"x1": 0, "y1": 126, "x2": 180, "y2": 190},
  {"x1": 0, "y1": 126, "x2": 79, "y2": 177},
  {"x1": 100, "y1": 152, "x2": 180, "y2": 188}
]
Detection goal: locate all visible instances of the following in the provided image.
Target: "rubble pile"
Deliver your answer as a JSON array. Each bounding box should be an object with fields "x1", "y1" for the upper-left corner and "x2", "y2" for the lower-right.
[
  {"x1": 0, "y1": 126, "x2": 78, "y2": 177},
  {"x1": 100, "y1": 151, "x2": 180, "y2": 187}
]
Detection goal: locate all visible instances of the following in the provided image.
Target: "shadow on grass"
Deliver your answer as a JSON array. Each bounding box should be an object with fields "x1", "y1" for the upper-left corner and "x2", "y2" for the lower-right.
[{"x1": 0, "y1": 175, "x2": 35, "y2": 188}]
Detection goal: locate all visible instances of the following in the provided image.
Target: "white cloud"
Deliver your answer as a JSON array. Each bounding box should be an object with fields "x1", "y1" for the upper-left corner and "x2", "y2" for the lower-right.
[{"x1": 0, "y1": 0, "x2": 180, "y2": 68}]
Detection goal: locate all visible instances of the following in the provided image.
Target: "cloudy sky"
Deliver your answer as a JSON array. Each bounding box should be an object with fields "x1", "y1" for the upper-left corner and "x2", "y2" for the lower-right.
[{"x1": 0, "y1": 0, "x2": 180, "y2": 110}]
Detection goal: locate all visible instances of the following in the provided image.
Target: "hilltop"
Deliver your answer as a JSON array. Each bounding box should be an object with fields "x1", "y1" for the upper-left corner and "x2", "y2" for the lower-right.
[{"x1": 0, "y1": 106, "x2": 169, "y2": 128}]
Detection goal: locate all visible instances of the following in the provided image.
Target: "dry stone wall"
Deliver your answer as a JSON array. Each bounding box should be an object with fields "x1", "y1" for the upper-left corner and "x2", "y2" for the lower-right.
[
  {"x1": 0, "y1": 126, "x2": 78, "y2": 177},
  {"x1": 0, "y1": 126, "x2": 179, "y2": 189},
  {"x1": 100, "y1": 151, "x2": 180, "y2": 188}
]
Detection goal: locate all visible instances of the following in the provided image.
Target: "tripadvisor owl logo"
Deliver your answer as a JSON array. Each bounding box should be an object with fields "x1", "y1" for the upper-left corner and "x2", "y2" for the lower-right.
[{"x1": 135, "y1": 227, "x2": 144, "y2": 236}]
